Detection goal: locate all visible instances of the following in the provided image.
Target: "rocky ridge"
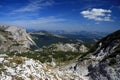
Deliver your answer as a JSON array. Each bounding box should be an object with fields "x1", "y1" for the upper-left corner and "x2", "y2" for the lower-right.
[{"x1": 40, "y1": 42, "x2": 88, "y2": 53}]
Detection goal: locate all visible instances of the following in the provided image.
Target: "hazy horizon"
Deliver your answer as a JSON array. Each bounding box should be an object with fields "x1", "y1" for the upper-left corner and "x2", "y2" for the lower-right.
[{"x1": 0, "y1": 0, "x2": 120, "y2": 32}]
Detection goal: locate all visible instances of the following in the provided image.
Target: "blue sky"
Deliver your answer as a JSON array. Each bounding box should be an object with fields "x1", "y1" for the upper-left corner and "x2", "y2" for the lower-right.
[{"x1": 0, "y1": 0, "x2": 120, "y2": 32}]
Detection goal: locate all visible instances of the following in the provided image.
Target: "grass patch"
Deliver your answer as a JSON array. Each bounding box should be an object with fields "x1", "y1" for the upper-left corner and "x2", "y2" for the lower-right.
[
  {"x1": 0, "y1": 63, "x2": 6, "y2": 73},
  {"x1": 10, "y1": 56, "x2": 24, "y2": 64}
]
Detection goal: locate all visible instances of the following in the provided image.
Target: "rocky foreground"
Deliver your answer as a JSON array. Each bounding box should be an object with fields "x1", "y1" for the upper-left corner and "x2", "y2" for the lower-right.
[{"x1": 0, "y1": 55, "x2": 84, "y2": 80}]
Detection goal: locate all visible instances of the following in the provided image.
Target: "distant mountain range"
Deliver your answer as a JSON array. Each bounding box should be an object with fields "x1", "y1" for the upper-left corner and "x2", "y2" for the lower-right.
[
  {"x1": 50, "y1": 30, "x2": 109, "y2": 42},
  {"x1": 29, "y1": 30, "x2": 109, "y2": 48}
]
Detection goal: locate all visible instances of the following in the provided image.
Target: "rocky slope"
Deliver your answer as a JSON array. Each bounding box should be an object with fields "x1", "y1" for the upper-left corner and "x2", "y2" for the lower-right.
[
  {"x1": 72, "y1": 30, "x2": 120, "y2": 80},
  {"x1": 0, "y1": 25, "x2": 36, "y2": 53},
  {"x1": 88, "y1": 30, "x2": 120, "y2": 80}
]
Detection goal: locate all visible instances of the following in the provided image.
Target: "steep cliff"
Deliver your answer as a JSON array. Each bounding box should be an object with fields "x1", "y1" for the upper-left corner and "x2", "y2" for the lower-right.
[{"x1": 0, "y1": 25, "x2": 36, "y2": 53}]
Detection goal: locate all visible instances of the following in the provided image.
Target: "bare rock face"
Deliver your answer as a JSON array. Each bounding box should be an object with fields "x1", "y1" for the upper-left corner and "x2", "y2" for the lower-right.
[{"x1": 0, "y1": 25, "x2": 36, "y2": 53}]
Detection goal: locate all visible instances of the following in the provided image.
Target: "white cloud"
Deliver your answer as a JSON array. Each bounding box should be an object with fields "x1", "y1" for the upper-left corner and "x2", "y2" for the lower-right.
[
  {"x1": 80, "y1": 8, "x2": 113, "y2": 21},
  {"x1": 12, "y1": 0, "x2": 54, "y2": 13}
]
